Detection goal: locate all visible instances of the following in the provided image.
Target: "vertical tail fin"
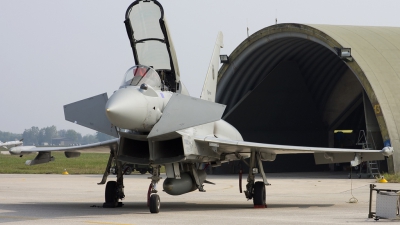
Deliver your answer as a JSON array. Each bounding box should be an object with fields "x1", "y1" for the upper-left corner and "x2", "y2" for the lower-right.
[{"x1": 200, "y1": 32, "x2": 223, "y2": 102}]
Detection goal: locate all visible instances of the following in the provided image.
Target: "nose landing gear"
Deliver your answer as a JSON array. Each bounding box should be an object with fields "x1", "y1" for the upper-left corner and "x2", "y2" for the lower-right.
[{"x1": 148, "y1": 165, "x2": 161, "y2": 213}]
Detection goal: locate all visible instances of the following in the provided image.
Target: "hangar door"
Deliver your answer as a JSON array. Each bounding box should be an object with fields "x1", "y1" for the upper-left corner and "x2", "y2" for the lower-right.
[{"x1": 215, "y1": 27, "x2": 386, "y2": 173}]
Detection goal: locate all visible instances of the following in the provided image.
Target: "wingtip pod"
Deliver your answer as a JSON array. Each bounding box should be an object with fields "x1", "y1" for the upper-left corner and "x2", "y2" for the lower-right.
[{"x1": 381, "y1": 146, "x2": 394, "y2": 156}]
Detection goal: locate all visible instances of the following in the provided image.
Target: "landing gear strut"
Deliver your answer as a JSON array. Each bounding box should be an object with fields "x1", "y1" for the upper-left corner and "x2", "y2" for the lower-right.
[
  {"x1": 244, "y1": 150, "x2": 269, "y2": 208},
  {"x1": 148, "y1": 165, "x2": 161, "y2": 213}
]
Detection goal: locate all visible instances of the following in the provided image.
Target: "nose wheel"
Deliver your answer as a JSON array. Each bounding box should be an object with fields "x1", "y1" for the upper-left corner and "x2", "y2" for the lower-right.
[
  {"x1": 147, "y1": 165, "x2": 161, "y2": 213},
  {"x1": 149, "y1": 194, "x2": 160, "y2": 213}
]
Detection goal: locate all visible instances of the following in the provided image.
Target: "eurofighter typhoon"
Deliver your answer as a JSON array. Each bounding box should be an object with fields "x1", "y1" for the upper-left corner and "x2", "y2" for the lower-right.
[{"x1": 9, "y1": 0, "x2": 393, "y2": 213}]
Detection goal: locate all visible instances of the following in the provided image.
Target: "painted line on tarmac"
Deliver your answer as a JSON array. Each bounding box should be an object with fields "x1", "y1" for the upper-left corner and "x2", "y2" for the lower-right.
[
  {"x1": 0, "y1": 215, "x2": 39, "y2": 220},
  {"x1": 85, "y1": 221, "x2": 135, "y2": 225}
]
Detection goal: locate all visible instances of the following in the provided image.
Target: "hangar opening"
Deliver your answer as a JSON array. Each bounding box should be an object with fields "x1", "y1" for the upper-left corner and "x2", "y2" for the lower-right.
[{"x1": 215, "y1": 24, "x2": 388, "y2": 173}]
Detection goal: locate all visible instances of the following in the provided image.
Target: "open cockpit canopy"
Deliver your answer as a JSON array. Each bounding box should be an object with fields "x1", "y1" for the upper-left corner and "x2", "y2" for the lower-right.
[
  {"x1": 121, "y1": 65, "x2": 161, "y2": 89},
  {"x1": 125, "y1": 0, "x2": 180, "y2": 91}
]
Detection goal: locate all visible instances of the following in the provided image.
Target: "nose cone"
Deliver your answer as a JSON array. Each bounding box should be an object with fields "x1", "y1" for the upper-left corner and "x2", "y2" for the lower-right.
[{"x1": 106, "y1": 88, "x2": 147, "y2": 130}]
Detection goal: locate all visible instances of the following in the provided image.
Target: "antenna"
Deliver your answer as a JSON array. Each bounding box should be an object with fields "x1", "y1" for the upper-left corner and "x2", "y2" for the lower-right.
[{"x1": 247, "y1": 19, "x2": 249, "y2": 37}]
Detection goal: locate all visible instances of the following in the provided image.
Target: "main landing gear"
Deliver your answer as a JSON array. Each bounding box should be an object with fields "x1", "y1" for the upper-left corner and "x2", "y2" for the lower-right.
[
  {"x1": 243, "y1": 151, "x2": 270, "y2": 208},
  {"x1": 98, "y1": 146, "x2": 125, "y2": 208}
]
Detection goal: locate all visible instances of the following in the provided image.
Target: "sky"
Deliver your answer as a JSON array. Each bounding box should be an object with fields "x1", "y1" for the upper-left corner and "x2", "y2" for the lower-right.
[{"x1": 1, "y1": 0, "x2": 400, "y2": 136}]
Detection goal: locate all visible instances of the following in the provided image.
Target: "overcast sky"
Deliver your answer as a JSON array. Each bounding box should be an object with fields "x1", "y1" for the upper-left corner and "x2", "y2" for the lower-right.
[{"x1": 1, "y1": 0, "x2": 399, "y2": 136}]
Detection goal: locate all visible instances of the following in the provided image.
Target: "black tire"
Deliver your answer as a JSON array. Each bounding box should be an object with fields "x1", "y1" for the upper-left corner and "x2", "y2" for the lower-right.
[
  {"x1": 253, "y1": 181, "x2": 266, "y2": 206},
  {"x1": 139, "y1": 168, "x2": 147, "y2": 174},
  {"x1": 124, "y1": 166, "x2": 132, "y2": 175},
  {"x1": 105, "y1": 181, "x2": 117, "y2": 203},
  {"x1": 149, "y1": 194, "x2": 160, "y2": 213}
]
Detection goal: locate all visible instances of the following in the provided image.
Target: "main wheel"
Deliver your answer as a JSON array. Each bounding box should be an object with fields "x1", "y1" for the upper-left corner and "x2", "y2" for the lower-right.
[
  {"x1": 149, "y1": 194, "x2": 160, "y2": 213},
  {"x1": 253, "y1": 181, "x2": 266, "y2": 206},
  {"x1": 105, "y1": 181, "x2": 118, "y2": 203}
]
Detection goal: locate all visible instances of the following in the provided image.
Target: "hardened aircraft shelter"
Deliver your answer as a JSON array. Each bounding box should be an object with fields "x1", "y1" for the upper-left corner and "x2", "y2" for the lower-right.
[{"x1": 216, "y1": 24, "x2": 400, "y2": 173}]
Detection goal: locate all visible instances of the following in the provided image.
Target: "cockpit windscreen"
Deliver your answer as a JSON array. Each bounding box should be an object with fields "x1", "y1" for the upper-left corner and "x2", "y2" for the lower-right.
[{"x1": 121, "y1": 65, "x2": 161, "y2": 89}]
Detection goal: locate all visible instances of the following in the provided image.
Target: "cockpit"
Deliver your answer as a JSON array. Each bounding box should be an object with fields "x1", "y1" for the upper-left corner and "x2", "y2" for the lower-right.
[
  {"x1": 125, "y1": 0, "x2": 180, "y2": 92},
  {"x1": 121, "y1": 65, "x2": 162, "y2": 90}
]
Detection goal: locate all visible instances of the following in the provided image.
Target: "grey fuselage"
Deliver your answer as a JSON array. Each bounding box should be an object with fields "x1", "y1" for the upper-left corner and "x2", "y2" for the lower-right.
[{"x1": 104, "y1": 68, "x2": 246, "y2": 167}]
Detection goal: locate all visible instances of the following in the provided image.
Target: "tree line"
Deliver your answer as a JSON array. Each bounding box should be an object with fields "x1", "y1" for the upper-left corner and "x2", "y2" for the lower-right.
[
  {"x1": 0, "y1": 131, "x2": 22, "y2": 142},
  {"x1": 0, "y1": 126, "x2": 113, "y2": 146}
]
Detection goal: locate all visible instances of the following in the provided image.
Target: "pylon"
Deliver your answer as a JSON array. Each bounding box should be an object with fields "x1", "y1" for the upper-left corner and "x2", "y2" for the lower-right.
[{"x1": 62, "y1": 169, "x2": 69, "y2": 175}]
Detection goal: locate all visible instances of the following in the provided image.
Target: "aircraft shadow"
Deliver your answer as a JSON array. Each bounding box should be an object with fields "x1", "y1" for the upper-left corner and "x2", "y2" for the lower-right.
[{"x1": 0, "y1": 201, "x2": 334, "y2": 222}]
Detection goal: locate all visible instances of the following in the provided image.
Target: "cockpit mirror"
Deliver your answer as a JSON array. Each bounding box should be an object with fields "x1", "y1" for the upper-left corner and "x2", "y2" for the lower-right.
[{"x1": 140, "y1": 83, "x2": 148, "y2": 90}]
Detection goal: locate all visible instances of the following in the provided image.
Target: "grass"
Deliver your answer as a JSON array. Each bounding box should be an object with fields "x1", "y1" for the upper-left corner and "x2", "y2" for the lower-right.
[
  {"x1": 0, "y1": 152, "x2": 165, "y2": 174},
  {"x1": 381, "y1": 173, "x2": 400, "y2": 183},
  {"x1": 2, "y1": 152, "x2": 399, "y2": 180},
  {"x1": 0, "y1": 152, "x2": 109, "y2": 174}
]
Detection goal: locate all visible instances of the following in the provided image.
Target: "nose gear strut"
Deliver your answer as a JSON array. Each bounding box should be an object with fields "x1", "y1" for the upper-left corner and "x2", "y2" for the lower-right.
[{"x1": 148, "y1": 165, "x2": 161, "y2": 213}]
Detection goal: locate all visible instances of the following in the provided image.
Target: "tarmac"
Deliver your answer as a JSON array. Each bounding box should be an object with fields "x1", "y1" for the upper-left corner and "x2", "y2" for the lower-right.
[{"x1": 0, "y1": 172, "x2": 399, "y2": 225}]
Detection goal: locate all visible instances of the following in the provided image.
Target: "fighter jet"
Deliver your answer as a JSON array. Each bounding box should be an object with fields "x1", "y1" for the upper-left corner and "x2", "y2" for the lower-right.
[
  {"x1": 9, "y1": 0, "x2": 393, "y2": 213},
  {"x1": 0, "y1": 139, "x2": 23, "y2": 150}
]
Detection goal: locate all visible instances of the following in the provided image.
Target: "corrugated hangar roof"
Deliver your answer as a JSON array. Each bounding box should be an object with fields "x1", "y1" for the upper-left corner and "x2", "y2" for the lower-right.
[{"x1": 216, "y1": 24, "x2": 400, "y2": 173}]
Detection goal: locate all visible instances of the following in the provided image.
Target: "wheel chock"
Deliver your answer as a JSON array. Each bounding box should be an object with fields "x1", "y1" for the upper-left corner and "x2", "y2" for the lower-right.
[
  {"x1": 62, "y1": 169, "x2": 69, "y2": 175},
  {"x1": 377, "y1": 176, "x2": 388, "y2": 183},
  {"x1": 254, "y1": 204, "x2": 267, "y2": 208},
  {"x1": 102, "y1": 201, "x2": 123, "y2": 208}
]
